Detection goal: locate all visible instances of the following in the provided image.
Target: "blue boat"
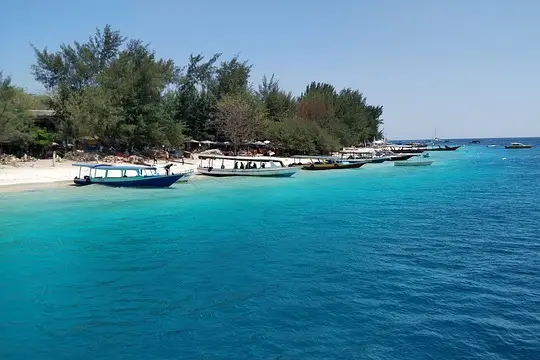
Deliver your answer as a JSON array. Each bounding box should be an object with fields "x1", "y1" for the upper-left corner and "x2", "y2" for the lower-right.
[{"x1": 72, "y1": 163, "x2": 193, "y2": 188}]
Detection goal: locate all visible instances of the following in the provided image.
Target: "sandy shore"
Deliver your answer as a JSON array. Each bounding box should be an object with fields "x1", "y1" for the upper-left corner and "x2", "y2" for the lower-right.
[
  {"x1": 0, "y1": 159, "x2": 200, "y2": 192},
  {"x1": 0, "y1": 157, "x2": 299, "y2": 193}
]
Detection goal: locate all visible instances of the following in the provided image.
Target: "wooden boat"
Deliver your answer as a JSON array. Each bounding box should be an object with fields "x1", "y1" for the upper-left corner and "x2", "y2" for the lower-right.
[
  {"x1": 425, "y1": 145, "x2": 461, "y2": 151},
  {"x1": 394, "y1": 160, "x2": 433, "y2": 167},
  {"x1": 72, "y1": 163, "x2": 192, "y2": 187},
  {"x1": 407, "y1": 142, "x2": 428, "y2": 148},
  {"x1": 505, "y1": 142, "x2": 532, "y2": 149},
  {"x1": 197, "y1": 155, "x2": 298, "y2": 177},
  {"x1": 293, "y1": 155, "x2": 366, "y2": 170},
  {"x1": 390, "y1": 147, "x2": 425, "y2": 154},
  {"x1": 390, "y1": 154, "x2": 415, "y2": 161},
  {"x1": 303, "y1": 162, "x2": 365, "y2": 170},
  {"x1": 339, "y1": 150, "x2": 387, "y2": 164}
]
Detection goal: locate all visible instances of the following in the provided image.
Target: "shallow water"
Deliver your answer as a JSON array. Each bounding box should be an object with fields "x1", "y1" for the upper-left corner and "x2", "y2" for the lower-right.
[{"x1": 1, "y1": 138, "x2": 540, "y2": 359}]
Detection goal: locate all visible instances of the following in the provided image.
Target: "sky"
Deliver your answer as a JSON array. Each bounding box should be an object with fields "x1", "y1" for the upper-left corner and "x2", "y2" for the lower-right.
[{"x1": 1, "y1": 0, "x2": 539, "y2": 139}]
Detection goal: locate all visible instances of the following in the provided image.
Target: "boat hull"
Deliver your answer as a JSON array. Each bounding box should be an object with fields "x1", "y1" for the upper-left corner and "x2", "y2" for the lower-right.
[
  {"x1": 390, "y1": 154, "x2": 415, "y2": 161},
  {"x1": 390, "y1": 148, "x2": 426, "y2": 154},
  {"x1": 505, "y1": 145, "x2": 532, "y2": 149},
  {"x1": 197, "y1": 167, "x2": 298, "y2": 177},
  {"x1": 426, "y1": 145, "x2": 461, "y2": 151},
  {"x1": 302, "y1": 162, "x2": 366, "y2": 170},
  {"x1": 394, "y1": 161, "x2": 433, "y2": 167},
  {"x1": 73, "y1": 173, "x2": 186, "y2": 187}
]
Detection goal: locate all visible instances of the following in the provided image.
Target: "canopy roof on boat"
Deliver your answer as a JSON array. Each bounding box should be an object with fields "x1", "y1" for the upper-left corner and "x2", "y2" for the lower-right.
[
  {"x1": 198, "y1": 155, "x2": 283, "y2": 162},
  {"x1": 292, "y1": 155, "x2": 339, "y2": 160},
  {"x1": 72, "y1": 163, "x2": 157, "y2": 170}
]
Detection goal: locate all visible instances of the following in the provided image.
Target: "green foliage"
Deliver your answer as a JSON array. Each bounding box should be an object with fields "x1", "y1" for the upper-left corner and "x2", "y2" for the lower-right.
[
  {"x1": 174, "y1": 53, "x2": 221, "y2": 140},
  {"x1": 258, "y1": 75, "x2": 296, "y2": 122},
  {"x1": 2, "y1": 24, "x2": 385, "y2": 156},
  {"x1": 0, "y1": 72, "x2": 34, "y2": 146},
  {"x1": 265, "y1": 117, "x2": 340, "y2": 155},
  {"x1": 215, "y1": 56, "x2": 252, "y2": 98},
  {"x1": 31, "y1": 127, "x2": 55, "y2": 146},
  {"x1": 30, "y1": 26, "x2": 182, "y2": 151}
]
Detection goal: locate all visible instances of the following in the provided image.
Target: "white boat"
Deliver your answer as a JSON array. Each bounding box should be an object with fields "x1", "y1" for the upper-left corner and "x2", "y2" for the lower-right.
[
  {"x1": 505, "y1": 142, "x2": 532, "y2": 149},
  {"x1": 394, "y1": 160, "x2": 434, "y2": 167},
  {"x1": 197, "y1": 155, "x2": 298, "y2": 177}
]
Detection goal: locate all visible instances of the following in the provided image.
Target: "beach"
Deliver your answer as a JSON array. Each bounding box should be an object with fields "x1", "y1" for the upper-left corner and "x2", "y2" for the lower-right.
[{"x1": 0, "y1": 156, "x2": 300, "y2": 192}]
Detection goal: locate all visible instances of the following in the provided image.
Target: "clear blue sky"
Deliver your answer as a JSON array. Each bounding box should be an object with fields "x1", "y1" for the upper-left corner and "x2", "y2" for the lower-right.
[{"x1": 1, "y1": 0, "x2": 538, "y2": 139}]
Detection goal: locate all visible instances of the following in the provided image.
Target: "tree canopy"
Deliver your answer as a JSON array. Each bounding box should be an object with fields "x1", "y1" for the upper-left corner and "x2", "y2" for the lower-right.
[{"x1": 2, "y1": 24, "x2": 384, "y2": 156}]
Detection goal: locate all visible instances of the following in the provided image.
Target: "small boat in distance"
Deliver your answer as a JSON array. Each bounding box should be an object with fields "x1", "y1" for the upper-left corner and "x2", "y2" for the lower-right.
[
  {"x1": 73, "y1": 163, "x2": 192, "y2": 187},
  {"x1": 471, "y1": 140, "x2": 481, "y2": 144},
  {"x1": 197, "y1": 155, "x2": 298, "y2": 177},
  {"x1": 394, "y1": 160, "x2": 434, "y2": 167},
  {"x1": 505, "y1": 142, "x2": 532, "y2": 149}
]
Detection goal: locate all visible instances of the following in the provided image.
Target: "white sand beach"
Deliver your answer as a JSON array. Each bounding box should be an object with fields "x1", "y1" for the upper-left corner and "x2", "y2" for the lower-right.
[
  {"x1": 0, "y1": 156, "x2": 301, "y2": 192},
  {"x1": 0, "y1": 159, "x2": 199, "y2": 191}
]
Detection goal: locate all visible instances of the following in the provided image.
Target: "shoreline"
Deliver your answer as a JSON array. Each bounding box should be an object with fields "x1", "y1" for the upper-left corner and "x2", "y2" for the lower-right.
[
  {"x1": 0, "y1": 159, "x2": 201, "y2": 193},
  {"x1": 0, "y1": 180, "x2": 73, "y2": 193},
  {"x1": 0, "y1": 157, "x2": 295, "y2": 193}
]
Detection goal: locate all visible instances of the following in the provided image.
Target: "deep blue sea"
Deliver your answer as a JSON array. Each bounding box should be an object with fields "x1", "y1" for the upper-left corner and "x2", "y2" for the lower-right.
[{"x1": 1, "y1": 138, "x2": 540, "y2": 360}]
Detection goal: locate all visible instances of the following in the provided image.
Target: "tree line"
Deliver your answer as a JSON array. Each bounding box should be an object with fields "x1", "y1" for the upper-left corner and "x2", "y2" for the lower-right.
[{"x1": 0, "y1": 25, "x2": 384, "y2": 156}]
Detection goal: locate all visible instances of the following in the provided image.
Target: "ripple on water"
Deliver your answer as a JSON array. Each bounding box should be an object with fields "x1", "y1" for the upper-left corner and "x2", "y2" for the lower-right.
[{"x1": 1, "y1": 141, "x2": 540, "y2": 359}]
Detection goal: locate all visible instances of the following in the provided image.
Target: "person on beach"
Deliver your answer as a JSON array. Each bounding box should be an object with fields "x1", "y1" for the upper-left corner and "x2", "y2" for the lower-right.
[{"x1": 153, "y1": 154, "x2": 157, "y2": 165}]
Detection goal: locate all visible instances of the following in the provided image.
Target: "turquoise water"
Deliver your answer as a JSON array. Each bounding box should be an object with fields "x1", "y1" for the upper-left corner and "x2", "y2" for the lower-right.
[{"x1": 1, "y1": 139, "x2": 540, "y2": 359}]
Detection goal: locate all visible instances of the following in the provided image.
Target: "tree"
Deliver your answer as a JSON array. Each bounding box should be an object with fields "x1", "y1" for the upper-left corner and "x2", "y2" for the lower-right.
[
  {"x1": 215, "y1": 92, "x2": 266, "y2": 154},
  {"x1": 174, "y1": 53, "x2": 220, "y2": 140},
  {"x1": 99, "y1": 39, "x2": 179, "y2": 149},
  {"x1": 215, "y1": 56, "x2": 252, "y2": 99},
  {"x1": 258, "y1": 74, "x2": 296, "y2": 122},
  {"x1": 31, "y1": 27, "x2": 183, "y2": 151},
  {"x1": 0, "y1": 72, "x2": 34, "y2": 147},
  {"x1": 24, "y1": 24, "x2": 385, "y2": 155}
]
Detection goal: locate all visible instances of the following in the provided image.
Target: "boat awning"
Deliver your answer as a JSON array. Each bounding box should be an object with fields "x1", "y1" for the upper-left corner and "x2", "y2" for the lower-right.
[
  {"x1": 198, "y1": 155, "x2": 282, "y2": 162},
  {"x1": 291, "y1": 155, "x2": 338, "y2": 160},
  {"x1": 72, "y1": 163, "x2": 157, "y2": 170}
]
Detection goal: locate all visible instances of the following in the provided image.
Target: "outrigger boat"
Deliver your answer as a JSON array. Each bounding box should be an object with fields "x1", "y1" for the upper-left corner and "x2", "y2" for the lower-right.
[
  {"x1": 389, "y1": 147, "x2": 426, "y2": 154},
  {"x1": 72, "y1": 163, "x2": 193, "y2": 187},
  {"x1": 425, "y1": 145, "x2": 461, "y2": 151},
  {"x1": 391, "y1": 154, "x2": 415, "y2": 161},
  {"x1": 340, "y1": 150, "x2": 414, "y2": 163},
  {"x1": 197, "y1": 155, "x2": 298, "y2": 177},
  {"x1": 293, "y1": 155, "x2": 367, "y2": 170}
]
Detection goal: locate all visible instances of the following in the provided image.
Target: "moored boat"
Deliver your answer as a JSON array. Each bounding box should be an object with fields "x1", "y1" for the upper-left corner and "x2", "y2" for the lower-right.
[
  {"x1": 197, "y1": 155, "x2": 298, "y2": 177},
  {"x1": 505, "y1": 142, "x2": 532, "y2": 149},
  {"x1": 72, "y1": 163, "x2": 192, "y2": 187},
  {"x1": 390, "y1": 147, "x2": 426, "y2": 154},
  {"x1": 294, "y1": 155, "x2": 367, "y2": 170},
  {"x1": 390, "y1": 154, "x2": 415, "y2": 161},
  {"x1": 425, "y1": 145, "x2": 461, "y2": 151}
]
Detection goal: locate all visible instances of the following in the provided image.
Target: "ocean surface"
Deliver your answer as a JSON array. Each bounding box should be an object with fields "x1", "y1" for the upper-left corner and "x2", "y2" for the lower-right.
[{"x1": 1, "y1": 138, "x2": 540, "y2": 360}]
